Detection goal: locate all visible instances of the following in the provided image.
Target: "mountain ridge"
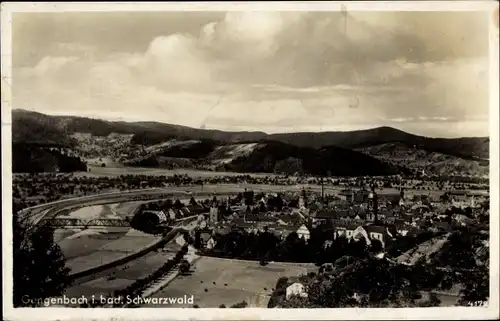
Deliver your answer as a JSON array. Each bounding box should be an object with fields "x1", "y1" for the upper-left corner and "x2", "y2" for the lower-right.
[
  {"x1": 11, "y1": 109, "x2": 489, "y2": 176},
  {"x1": 12, "y1": 109, "x2": 489, "y2": 156}
]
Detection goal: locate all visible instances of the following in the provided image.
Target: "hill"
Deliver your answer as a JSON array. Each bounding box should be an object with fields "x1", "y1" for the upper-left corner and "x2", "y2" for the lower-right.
[
  {"x1": 220, "y1": 141, "x2": 400, "y2": 176},
  {"x1": 11, "y1": 109, "x2": 266, "y2": 145},
  {"x1": 11, "y1": 110, "x2": 489, "y2": 176},
  {"x1": 268, "y1": 127, "x2": 489, "y2": 160},
  {"x1": 12, "y1": 110, "x2": 488, "y2": 160},
  {"x1": 356, "y1": 143, "x2": 489, "y2": 177},
  {"x1": 12, "y1": 143, "x2": 87, "y2": 173},
  {"x1": 123, "y1": 140, "x2": 400, "y2": 176}
]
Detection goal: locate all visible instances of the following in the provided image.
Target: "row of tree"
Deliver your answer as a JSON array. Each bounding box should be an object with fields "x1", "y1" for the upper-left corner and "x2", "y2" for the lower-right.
[{"x1": 202, "y1": 227, "x2": 384, "y2": 265}]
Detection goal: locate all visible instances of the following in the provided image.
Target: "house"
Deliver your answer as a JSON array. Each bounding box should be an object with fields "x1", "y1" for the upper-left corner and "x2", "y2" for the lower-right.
[
  {"x1": 336, "y1": 224, "x2": 392, "y2": 248},
  {"x1": 311, "y1": 210, "x2": 337, "y2": 225},
  {"x1": 206, "y1": 237, "x2": 217, "y2": 250},
  {"x1": 180, "y1": 207, "x2": 191, "y2": 217},
  {"x1": 168, "y1": 209, "x2": 177, "y2": 220},
  {"x1": 296, "y1": 224, "x2": 311, "y2": 241},
  {"x1": 354, "y1": 189, "x2": 371, "y2": 203},
  {"x1": 286, "y1": 282, "x2": 308, "y2": 300},
  {"x1": 199, "y1": 229, "x2": 213, "y2": 247},
  {"x1": 452, "y1": 214, "x2": 471, "y2": 226},
  {"x1": 333, "y1": 224, "x2": 359, "y2": 239},
  {"x1": 338, "y1": 189, "x2": 355, "y2": 202},
  {"x1": 364, "y1": 225, "x2": 391, "y2": 248},
  {"x1": 143, "y1": 210, "x2": 167, "y2": 223},
  {"x1": 323, "y1": 240, "x2": 334, "y2": 249}
]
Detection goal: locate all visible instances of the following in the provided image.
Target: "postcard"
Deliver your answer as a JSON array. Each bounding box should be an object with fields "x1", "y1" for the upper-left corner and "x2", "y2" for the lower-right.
[{"x1": 2, "y1": 1, "x2": 499, "y2": 320}]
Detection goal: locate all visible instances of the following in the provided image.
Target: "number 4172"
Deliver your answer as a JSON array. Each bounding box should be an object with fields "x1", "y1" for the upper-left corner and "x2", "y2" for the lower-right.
[{"x1": 467, "y1": 301, "x2": 488, "y2": 307}]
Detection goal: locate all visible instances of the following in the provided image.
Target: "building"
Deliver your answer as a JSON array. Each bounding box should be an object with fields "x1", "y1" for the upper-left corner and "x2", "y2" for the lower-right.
[
  {"x1": 366, "y1": 185, "x2": 378, "y2": 223},
  {"x1": 143, "y1": 210, "x2": 168, "y2": 223},
  {"x1": 206, "y1": 237, "x2": 217, "y2": 250},
  {"x1": 334, "y1": 224, "x2": 392, "y2": 248},
  {"x1": 243, "y1": 189, "x2": 255, "y2": 206},
  {"x1": 286, "y1": 283, "x2": 308, "y2": 300},
  {"x1": 209, "y1": 206, "x2": 219, "y2": 224},
  {"x1": 296, "y1": 224, "x2": 311, "y2": 241},
  {"x1": 311, "y1": 210, "x2": 337, "y2": 226},
  {"x1": 338, "y1": 189, "x2": 355, "y2": 202},
  {"x1": 354, "y1": 189, "x2": 371, "y2": 203},
  {"x1": 364, "y1": 225, "x2": 391, "y2": 248}
]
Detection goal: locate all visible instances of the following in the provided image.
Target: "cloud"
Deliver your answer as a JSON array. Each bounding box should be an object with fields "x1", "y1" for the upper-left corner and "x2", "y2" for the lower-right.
[{"x1": 12, "y1": 11, "x2": 490, "y2": 137}]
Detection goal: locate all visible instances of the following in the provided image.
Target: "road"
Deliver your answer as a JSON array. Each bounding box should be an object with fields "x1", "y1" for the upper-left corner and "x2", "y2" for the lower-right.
[{"x1": 20, "y1": 187, "x2": 235, "y2": 227}]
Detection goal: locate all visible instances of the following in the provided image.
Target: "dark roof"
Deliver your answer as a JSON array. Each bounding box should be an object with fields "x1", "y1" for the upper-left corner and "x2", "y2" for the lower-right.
[
  {"x1": 346, "y1": 224, "x2": 360, "y2": 231},
  {"x1": 339, "y1": 190, "x2": 354, "y2": 196},
  {"x1": 279, "y1": 215, "x2": 302, "y2": 225},
  {"x1": 379, "y1": 209, "x2": 392, "y2": 217},
  {"x1": 381, "y1": 194, "x2": 401, "y2": 202},
  {"x1": 364, "y1": 225, "x2": 387, "y2": 235},
  {"x1": 312, "y1": 210, "x2": 338, "y2": 219},
  {"x1": 200, "y1": 233, "x2": 212, "y2": 242}
]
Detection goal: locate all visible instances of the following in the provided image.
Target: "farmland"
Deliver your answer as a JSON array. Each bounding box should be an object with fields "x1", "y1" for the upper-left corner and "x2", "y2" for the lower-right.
[
  {"x1": 63, "y1": 239, "x2": 183, "y2": 299},
  {"x1": 143, "y1": 256, "x2": 317, "y2": 308}
]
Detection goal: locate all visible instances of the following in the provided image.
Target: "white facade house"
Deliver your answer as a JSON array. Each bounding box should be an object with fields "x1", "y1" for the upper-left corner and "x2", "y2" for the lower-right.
[
  {"x1": 286, "y1": 282, "x2": 308, "y2": 300},
  {"x1": 206, "y1": 237, "x2": 216, "y2": 250},
  {"x1": 296, "y1": 224, "x2": 311, "y2": 241},
  {"x1": 168, "y1": 209, "x2": 177, "y2": 220}
]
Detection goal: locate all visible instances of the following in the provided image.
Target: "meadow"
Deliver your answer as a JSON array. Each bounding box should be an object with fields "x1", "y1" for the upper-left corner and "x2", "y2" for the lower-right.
[{"x1": 144, "y1": 256, "x2": 317, "y2": 308}]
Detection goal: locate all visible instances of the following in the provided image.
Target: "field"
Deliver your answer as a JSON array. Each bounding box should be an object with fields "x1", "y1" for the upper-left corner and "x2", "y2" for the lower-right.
[
  {"x1": 61, "y1": 228, "x2": 161, "y2": 273},
  {"x1": 144, "y1": 256, "x2": 317, "y2": 308},
  {"x1": 77, "y1": 165, "x2": 277, "y2": 178},
  {"x1": 64, "y1": 242, "x2": 182, "y2": 299}
]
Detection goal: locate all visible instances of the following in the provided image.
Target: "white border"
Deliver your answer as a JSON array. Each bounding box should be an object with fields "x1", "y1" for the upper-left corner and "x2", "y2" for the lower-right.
[{"x1": 1, "y1": 2, "x2": 499, "y2": 320}]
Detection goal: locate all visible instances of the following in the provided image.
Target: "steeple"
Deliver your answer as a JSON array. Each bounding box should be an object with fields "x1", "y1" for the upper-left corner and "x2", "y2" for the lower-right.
[{"x1": 367, "y1": 184, "x2": 378, "y2": 223}]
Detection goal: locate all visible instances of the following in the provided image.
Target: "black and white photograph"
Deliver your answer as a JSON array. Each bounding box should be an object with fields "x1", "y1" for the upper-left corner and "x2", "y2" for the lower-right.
[{"x1": 2, "y1": 1, "x2": 499, "y2": 320}]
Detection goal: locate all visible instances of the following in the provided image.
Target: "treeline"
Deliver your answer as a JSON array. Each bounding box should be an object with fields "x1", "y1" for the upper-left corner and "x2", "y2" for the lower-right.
[
  {"x1": 223, "y1": 142, "x2": 398, "y2": 177},
  {"x1": 12, "y1": 144, "x2": 87, "y2": 173},
  {"x1": 157, "y1": 140, "x2": 217, "y2": 159},
  {"x1": 202, "y1": 228, "x2": 382, "y2": 265}
]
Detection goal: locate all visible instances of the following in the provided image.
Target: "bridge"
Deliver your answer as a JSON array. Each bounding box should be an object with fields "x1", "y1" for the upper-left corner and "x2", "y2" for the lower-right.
[
  {"x1": 38, "y1": 214, "x2": 198, "y2": 229},
  {"x1": 38, "y1": 218, "x2": 132, "y2": 228}
]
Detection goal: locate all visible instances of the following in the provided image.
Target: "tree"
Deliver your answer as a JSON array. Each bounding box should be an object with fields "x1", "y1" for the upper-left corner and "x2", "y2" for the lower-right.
[
  {"x1": 274, "y1": 157, "x2": 303, "y2": 175},
  {"x1": 230, "y1": 301, "x2": 248, "y2": 308},
  {"x1": 194, "y1": 230, "x2": 202, "y2": 249},
  {"x1": 179, "y1": 260, "x2": 191, "y2": 275},
  {"x1": 13, "y1": 215, "x2": 71, "y2": 307},
  {"x1": 369, "y1": 239, "x2": 383, "y2": 254},
  {"x1": 281, "y1": 295, "x2": 310, "y2": 308}
]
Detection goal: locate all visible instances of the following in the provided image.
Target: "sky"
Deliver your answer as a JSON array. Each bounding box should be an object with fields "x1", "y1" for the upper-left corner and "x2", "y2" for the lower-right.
[{"x1": 12, "y1": 11, "x2": 491, "y2": 137}]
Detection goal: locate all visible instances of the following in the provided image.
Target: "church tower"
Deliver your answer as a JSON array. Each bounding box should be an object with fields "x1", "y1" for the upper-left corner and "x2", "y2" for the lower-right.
[
  {"x1": 209, "y1": 195, "x2": 219, "y2": 224},
  {"x1": 399, "y1": 186, "x2": 405, "y2": 207},
  {"x1": 366, "y1": 184, "x2": 378, "y2": 223},
  {"x1": 299, "y1": 188, "x2": 307, "y2": 209}
]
